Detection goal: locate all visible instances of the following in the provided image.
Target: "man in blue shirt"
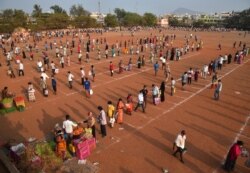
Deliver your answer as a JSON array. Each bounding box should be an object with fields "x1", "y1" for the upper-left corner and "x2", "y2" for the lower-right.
[
  {"x1": 154, "y1": 61, "x2": 159, "y2": 76},
  {"x1": 51, "y1": 75, "x2": 57, "y2": 95},
  {"x1": 84, "y1": 77, "x2": 91, "y2": 97}
]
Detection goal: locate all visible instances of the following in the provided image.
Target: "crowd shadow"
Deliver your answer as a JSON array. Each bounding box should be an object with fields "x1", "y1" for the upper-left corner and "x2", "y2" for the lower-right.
[
  {"x1": 75, "y1": 100, "x2": 96, "y2": 117},
  {"x1": 198, "y1": 105, "x2": 244, "y2": 124},
  {"x1": 155, "y1": 127, "x2": 217, "y2": 173},
  {"x1": 0, "y1": 117, "x2": 27, "y2": 144},
  {"x1": 144, "y1": 157, "x2": 162, "y2": 172},
  {"x1": 185, "y1": 111, "x2": 238, "y2": 134},
  {"x1": 65, "y1": 103, "x2": 81, "y2": 117},
  {"x1": 177, "y1": 120, "x2": 231, "y2": 146},
  {"x1": 37, "y1": 109, "x2": 63, "y2": 140},
  {"x1": 122, "y1": 123, "x2": 168, "y2": 153}
]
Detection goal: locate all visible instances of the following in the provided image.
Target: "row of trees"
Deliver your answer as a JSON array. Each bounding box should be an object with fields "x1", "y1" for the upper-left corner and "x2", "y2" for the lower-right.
[
  {"x1": 224, "y1": 8, "x2": 250, "y2": 30},
  {"x1": 0, "y1": 4, "x2": 249, "y2": 33},
  {"x1": 0, "y1": 4, "x2": 157, "y2": 33}
]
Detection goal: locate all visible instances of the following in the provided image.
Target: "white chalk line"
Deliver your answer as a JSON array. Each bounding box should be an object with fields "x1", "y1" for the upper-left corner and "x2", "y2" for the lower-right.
[
  {"x1": 212, "y1": 114, "x2": 250, "y2": 173},
  {"x1": 97, "y1": 58, "x2": 250, "y2": 156},
  {"x1": 24, "y1": 52, "x2": 200, "y2": 108}
]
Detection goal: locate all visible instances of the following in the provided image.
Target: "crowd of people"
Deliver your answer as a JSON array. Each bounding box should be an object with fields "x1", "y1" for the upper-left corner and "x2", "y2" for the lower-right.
[{"x1": 0, "y1": 28, "x2": 249, "y2": 168}]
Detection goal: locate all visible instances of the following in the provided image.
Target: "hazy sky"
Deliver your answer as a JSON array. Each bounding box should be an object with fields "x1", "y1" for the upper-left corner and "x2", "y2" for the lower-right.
[{"x1": 0, "y1": 0, "x2": 249, "y2": 15}]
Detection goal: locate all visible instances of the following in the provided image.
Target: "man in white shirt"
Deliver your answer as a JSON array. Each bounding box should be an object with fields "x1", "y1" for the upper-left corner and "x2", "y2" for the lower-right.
[
  {"x1": 37, "y1": 59, "x2": 43, "y2": 72},
  {"x1": 63, "y1": 114, "x2": 77, "y2": 141},
  {"x1": 50, "y1": 61, "x2": 56, "y2": 74},
  {"x1": 173, "y1": 130, "x2": 187, "y2": 163},
  {"x1": 160, "y1": 56, "x2": 166, "y2": 70},
  {"x1": 80, "y1": 67, "x2": 85, "y2": 85},
  {"x1": 68, "y1": 71, "x2": 74, "y2": 89},
  {"x1": 97, "y1": 106, "x2": 107, "y2": 137},
  {"x1": 214, "y1": 79, "x2": 222, "y2": 100},
  {"x1": 78, "y1": 52, "x2": 82, "y2": 64},
  {"x1": 170, "y1": 77, "x2": 176, "y2": 96},
  {"x1": 19, "y1": 61, "x2": 24, "y2": 76},
  {"x1": 41, "y1": 71, "x2": 49, "y2": 83},
  {"x1": 202, "y1": 64, "x2": 208, "y2": 79},
  {"x1": 152, "y1": 84, "x2": 159, "y2": 105},
  {"x1": 134, "y1": 90, "x2": 145, "y2": 113},
  {"x1": 218, "y1": 56, "x2": 224, "y2": 70}
]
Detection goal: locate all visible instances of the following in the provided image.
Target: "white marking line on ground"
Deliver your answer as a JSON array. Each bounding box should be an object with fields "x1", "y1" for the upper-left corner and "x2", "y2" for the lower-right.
[
  {"x1": 101, "y1": 58, "x2": 250, "y2": 153},
  {"x1": 189, "y1": 86, "x2": 202, "y2": 90},
  {"x1": 126, "y1": 123, "x2": 137, "y2": 129},
  {"x1": 237, "y1": 133, "x2": 250, "y2": 140},
  {"x1": 212, "y1": 114, "x2": 250, "y2": 173},
  {"x1": 135, "y1": 112, "x2": 149, "y2": 119},
  {"x1": 58, "y1": 90, "x2": 68, "y2": 96},
  {"x1": 173, "y1": 95, "x2": 186, "y2": 99},
  {"x1": 97, "y1": 51, "x2": 197, "y2": 77},
  {"x1": 178, "y1": 89, "x2": 194, "y2": 94},
  {"x1": 153, "y1": 106, "x2": 166, "y2": 111},
  {"x1": 137, "y1": 59, "x2": 250, "y2": 131},
  {"x1": 165, "y1": 100, "x2": 178, "y2": 105},
  {"x1": 203, "y1": 78, "x2": 212, "y2": 82},
  {"x1": 66, "y1": 91, "x2": 79, "y2": 96},
  {"x1": 24, "y1": 52, "x2": 200, "y2": 108},
  {"x1": 92, "y1": 67, "x2": 152, "y2": 88}
]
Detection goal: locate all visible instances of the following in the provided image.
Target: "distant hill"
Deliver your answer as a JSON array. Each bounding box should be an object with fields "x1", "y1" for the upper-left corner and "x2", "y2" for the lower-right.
[{"x1": 172, "y1": 8, "x2": 203, "y2": 15}]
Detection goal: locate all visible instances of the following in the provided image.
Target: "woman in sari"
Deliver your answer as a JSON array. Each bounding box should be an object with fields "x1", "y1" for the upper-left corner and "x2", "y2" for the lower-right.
[{"x1": 116, "y1": 98, "x2": 125, "y2": 124}]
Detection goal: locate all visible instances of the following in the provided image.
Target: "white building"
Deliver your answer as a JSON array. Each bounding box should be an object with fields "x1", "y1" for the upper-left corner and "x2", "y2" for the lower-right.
[
  {"x1": 157, "y1": 18, "x2": 169, "y2": 28},
  {"x1": 90, "y1": 12, "x2": 106, "y2": 24}
]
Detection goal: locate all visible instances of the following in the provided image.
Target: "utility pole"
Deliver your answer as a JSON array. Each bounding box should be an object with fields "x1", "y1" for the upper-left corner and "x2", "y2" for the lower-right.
[
  {"x1": 98, "y1": 0, "x2": 101, "y2": 15},
  {"x1": 135, "y1": 1, "x2": 138, "y2": 13}
]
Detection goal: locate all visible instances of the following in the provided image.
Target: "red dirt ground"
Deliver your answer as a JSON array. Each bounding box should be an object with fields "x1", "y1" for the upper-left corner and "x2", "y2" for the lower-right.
[{"x1": 0, "y1": 29, "x2": 249, "y2": 173}]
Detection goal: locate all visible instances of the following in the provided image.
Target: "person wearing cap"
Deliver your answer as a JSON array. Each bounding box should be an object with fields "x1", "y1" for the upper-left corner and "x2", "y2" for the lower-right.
[
  {"x1": 173, "y1": 130, "x2": 187, "y2": 163},
  {"x1": 224, "y1": 140, "x2": 244, "y2": 172}
]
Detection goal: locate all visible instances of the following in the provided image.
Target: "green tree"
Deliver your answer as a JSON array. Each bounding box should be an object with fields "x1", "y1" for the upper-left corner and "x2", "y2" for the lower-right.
[
  {"x1": 114, "y1": 8, "x2": 127, "y2": 25},
  {"x1": 45, "y1": 13, "x2": 69, "y2": 29},
  {"x1": 73, "y1": 16, "x2": 98, "y2": 28},
  {"x1": 0, "y1": 9, "x2": 27, "y2": 33},
  {"x1": 168, "y1": 16, "x2": 179, "y2": 26},
  {"x1": 70, "y1": 4, "x2": 89, "y2": 17},
  {"x1": 104, "y1": 14, "x2": 119, "y2": 27},
  {"x1": 32, "y1": 4, "x2": 42, "y2": 17},
  {"x1": 123, "y1": 12, "x2": 143, "y2": 27},
  {"x1": 50, "y1": 5, "x2": 67, "y2": 14},
  {"x1": 224, "y1": 8, "x2": 250, "y2": 30},
  {"x1": 193, "y1": 20, "x2": 205, "y2": 27},
  {"x1": 143, "y1": 13, "x2": 157, "y2": 26},
  {"x1": 0, "y1": 9, "x2": 14, "y2": 33},
  {"x1": 12, "y1": 9, "x2": 27, "y2": 28}
]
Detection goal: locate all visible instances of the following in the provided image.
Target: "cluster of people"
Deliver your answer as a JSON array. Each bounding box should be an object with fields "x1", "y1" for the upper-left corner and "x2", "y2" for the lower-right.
[{"x1": 0, "y1": 28, "x2": 249, "y2": 170}]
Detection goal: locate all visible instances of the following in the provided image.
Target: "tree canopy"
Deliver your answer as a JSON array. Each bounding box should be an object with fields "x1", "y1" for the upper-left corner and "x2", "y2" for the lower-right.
[
  {"x1": 32, "y1": 4, "x2": 42, "y2": 17},
  {"x1": 0, "y1": 9, "x2": 27, "y2": 33},
  {"x1": 70, "y1": 4, "x2": 90, "y2": 17},
  {"x1": 143, "y1": 13, "x2": 157, "y2": 26},
  {"x1": 104, "y1": 14, "x2": 119, "y2": 27},
  {"x1": 1, "y1": 4, "x2": 249, "y2": 34},
  {"x1": 224, "y1": 8, "x2": 250, "y2": 30},
  {"x1": 50, "y1": 5, "x2": 67, "y2": 14}
]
